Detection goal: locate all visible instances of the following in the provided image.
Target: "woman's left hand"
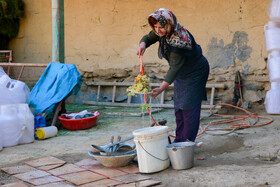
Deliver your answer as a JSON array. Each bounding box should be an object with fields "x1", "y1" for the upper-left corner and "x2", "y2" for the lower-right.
[
  {"x1": 149, "y1": 88, "x2": 162, "y2": 97},
  {"x1": 148, "y1": 81, "x2": 170, "y2": 97}
]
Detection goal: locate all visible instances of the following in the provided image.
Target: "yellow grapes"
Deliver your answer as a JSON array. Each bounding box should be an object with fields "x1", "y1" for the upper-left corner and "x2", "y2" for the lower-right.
[{"x1": 127, "y1": 74, "x2": 152, "y2": 96}]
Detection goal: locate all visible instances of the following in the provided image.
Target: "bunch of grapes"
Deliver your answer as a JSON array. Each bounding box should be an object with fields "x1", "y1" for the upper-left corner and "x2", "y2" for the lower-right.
[{"x1": 127, "y1": 74, "x2": 152, "y2": 96}]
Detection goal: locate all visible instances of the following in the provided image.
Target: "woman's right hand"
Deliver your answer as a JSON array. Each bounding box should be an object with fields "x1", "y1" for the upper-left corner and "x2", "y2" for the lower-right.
[{"x1": 137, "y1": 42, "x2": 146, "y2": 57}]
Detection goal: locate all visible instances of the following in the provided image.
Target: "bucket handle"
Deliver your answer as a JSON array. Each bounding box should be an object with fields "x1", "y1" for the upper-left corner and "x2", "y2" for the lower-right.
[{"x1": 137, "y1": 141, "x2": 169, "y2": 161}]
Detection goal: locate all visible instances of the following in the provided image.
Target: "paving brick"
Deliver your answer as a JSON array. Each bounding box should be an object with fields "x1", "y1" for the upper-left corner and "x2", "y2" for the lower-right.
[
  {"x1": 112, "y1": 174, "x2": 151, "y2": 184},
  {"x1": 137, "y1": 179, "x2": 161, "y2": 187},
  {"x1": 117, "y1": 180, "x2": 161, "y2": 187},
  {"x1": 115, "y1": 164, "x2": 139, "y2": 174},
  {"x1": 79, "y1": 179, "x2": 123, "y2": 187},
  {"x1": 93, "y1": 168, "x2": 128, "y2": 178},
  {"x1": 24, "y1": 175, "x2": 64, "y2": 186},
  {"x1": 80, "y1": 164, "x2": 105, "y2": 171},
  {"x1": 36, "y1": 181, "x2": 74, "y2": 187},
  {"x1": 48, "y1": 164, "x2": 86, "y2": 176},
  {"x1": 74, "y1": 158, "x2": 101, "y2": 166},
  {"x1": 13, "y1": 170, "x2": 51, "y2": 181},
  {"x1": 0, "y1": 181, "x2": 29, "y2": 187},
  {"x1": 59, "y1": 171, "x2": 106, "y2": 186},
  {"x1": 1, "y1": 165, "x2": 36, "y2": 175},
  {"x1": 38, "y1": 163, "x2": 65, "y2": 171},
  {"x1": 116, "y1": 183, "x2": 136, "y2": 187},
  {"x1": 24, "y1": 156, "x2": 66, "y2": 168}
]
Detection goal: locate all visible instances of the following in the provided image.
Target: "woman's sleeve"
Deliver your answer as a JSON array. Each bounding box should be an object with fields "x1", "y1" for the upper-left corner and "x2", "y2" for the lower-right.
[
  {"x1": 164, "y1": 52, "x2": 186, "y2": 84},
  {"x1": 140, "y1": 31, "x2": 159, "y2": 48}
]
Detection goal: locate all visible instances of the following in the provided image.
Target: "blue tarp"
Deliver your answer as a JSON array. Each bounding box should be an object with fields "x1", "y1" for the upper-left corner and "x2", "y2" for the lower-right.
[{"x1": 29, "y1": 62, "x2": 83, "y2": 115}]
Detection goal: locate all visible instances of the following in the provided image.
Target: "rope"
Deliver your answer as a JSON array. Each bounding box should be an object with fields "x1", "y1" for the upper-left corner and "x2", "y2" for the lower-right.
[{"x1": 197, "y1": 103, "x2": 274, "y2": 137}]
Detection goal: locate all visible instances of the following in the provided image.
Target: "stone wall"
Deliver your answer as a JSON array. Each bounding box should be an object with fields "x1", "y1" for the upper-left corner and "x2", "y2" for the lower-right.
[{"x1": 8, "y1": 0, "x2": 271, "y2": 107}]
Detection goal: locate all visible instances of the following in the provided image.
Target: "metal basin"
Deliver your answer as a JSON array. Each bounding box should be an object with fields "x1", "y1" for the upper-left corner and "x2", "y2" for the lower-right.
[{"x1": 88, "y1": 143, "x2": 137, "y2": 168}]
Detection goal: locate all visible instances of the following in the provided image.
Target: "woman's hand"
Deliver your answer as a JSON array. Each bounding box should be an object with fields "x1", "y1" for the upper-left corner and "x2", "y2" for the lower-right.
[
  {"x1": 137, "y1": 42, "x2": 146, "y2": 57},
  {"x1": 149, "y1": 88, "x2": 162, "y2": 97},
  {"x1": 148, "y1": 81, "x2": 170, "y2": 98}
]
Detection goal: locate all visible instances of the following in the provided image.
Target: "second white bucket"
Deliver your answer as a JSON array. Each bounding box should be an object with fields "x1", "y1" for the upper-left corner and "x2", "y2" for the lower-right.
[{"x1": 133, "y1": 126, "x2": 170, "y2": 173}]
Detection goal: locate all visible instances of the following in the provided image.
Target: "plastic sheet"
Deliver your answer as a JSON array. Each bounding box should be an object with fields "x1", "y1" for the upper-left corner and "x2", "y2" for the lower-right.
[
  {"x1": 0, "y1": 136, "x2": 2, "y2": 151},
  {"x1": 0, "y1": 104, "x2": 34, "y2": 147},
  {"x1": 264, "y1": 21, "x2": 280, "y2": 52},
  {"x1": 267, "y1": 56, "x2": 280, "y2": 82},
  {"x1": 265, "y1": 88, "x2": 280, "y2": 114},
  {"x1": 0, "y1": 67, "x2": 30, "y2": 105},
  {"x1": 29, "y1": 62, "x2": 83, "y2": 115},
  {"x1": 267, "y1": 0, "x2": 280, "y2": 21}
]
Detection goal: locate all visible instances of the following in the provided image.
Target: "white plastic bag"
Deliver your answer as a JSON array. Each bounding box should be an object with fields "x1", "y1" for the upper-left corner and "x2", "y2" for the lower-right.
[
  {"x1": 0, "y1": 135, "x2": 2, "y2": 151},
  {"x1": 61, "y1": 110, "x2": 98, "y2": 119},
  {"x1": 264, "y1": 21, "x2": 280, "y2": 52},
  {"x1": 265, "y1": 83, "x2": 280, "y2": 114},
  {"x1": 0, "y1": 104, "x2": 34, "y2": 147},
  {"x1": 267, "y1": 0, "x2": 280, "y2": 21},
  {"x1": 0, "y1": 68, "x2": 30, "y2": 105},
  {"x1": 267, "y1": 56, "x2": 280, "y2": 82}
]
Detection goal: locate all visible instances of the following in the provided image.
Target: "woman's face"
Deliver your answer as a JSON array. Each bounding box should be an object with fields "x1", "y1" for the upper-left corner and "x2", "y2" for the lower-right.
[{"x1": 154, "y1": 22, "x2": 166, "y2": 37}]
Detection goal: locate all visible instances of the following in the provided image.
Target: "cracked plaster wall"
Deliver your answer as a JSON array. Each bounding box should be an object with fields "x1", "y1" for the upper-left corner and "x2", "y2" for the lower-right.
[{"x1": 9, "y1": 0, "x2": 271, "y2": 106}]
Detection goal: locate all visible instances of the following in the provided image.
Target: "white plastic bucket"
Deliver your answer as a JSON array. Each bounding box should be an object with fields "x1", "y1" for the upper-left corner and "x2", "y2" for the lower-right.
[
  {"x1": 265, "y1": 88, "x2": 280, "y2": 114},
  {"x1": 133, "y1": 126, "x2": 170, "y2": 173},
  {"x1": 267, "y1": 56, "x2": 280, "y2": 82},
  {"x1": 264, "y1": 21, "x2": 280, "y2": 52}
]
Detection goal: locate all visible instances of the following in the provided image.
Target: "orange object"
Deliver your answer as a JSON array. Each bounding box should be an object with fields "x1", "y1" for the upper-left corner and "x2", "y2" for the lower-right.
[
  {"x1": 139, "y1": 56, "x2": 145, "y2": 75},
  {"x1": 138, "y1": 56, "x2": 174, "y2": 137},
  {"x1": 58, "y1": 112, "x2": 100, "y2": 130}
]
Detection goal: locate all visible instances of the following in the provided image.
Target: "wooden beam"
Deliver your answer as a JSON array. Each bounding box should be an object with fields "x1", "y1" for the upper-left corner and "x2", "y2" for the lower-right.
[
  {"x1": 83, "y1": 100, "x2": 221, "y2": 109},
  {"x1": 0, "y1": 63, "x2": 48, "y2": 67},
  {"x1": 85, "y1": 81, "x2": 225, "y2": 89}
]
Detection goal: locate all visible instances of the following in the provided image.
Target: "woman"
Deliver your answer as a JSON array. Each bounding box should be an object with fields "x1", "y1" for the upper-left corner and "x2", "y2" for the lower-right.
[{"x1": 136, "y1": 8, "x2": 209, "y2": 142}]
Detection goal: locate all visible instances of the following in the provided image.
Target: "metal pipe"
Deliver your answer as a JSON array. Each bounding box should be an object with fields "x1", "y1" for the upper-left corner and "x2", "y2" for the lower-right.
[{"x1": 52, "y1": 0, "x2": 65, "y2": 63}]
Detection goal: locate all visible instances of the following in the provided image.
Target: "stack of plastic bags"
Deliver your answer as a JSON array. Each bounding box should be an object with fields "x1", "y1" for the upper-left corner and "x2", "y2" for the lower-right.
[
  {"x1": 264, "y1": 0, "x2": 280, "y2": 114},
  {"x1": 0, "y1": 67, "x2": 34, "y2": 151}
]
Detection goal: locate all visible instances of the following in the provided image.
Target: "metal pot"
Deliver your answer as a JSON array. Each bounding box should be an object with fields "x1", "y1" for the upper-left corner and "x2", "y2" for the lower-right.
[{"x1": 166, "y1": 141, "x2": 195, "y2": 170}]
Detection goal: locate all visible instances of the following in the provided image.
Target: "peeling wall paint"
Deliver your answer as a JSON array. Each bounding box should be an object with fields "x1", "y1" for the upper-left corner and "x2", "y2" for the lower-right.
[{"x1": 206, "y1": 31, "x2": 252, "y2": 69}]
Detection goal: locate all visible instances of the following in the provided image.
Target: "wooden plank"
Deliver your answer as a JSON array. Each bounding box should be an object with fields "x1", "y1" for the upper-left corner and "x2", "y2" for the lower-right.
[
  {"x1": 101, "y1": 109, "x2": 163, "y2": 117},
  {"x1": 0, "y1": 63, "x2": 48, "y2": 67},
  {"x1": 84, "y1": 81, "x2": 225, "y2": 109},
  {"x1": 112, "y1": 85, "x2": 116, "y2": 103},
  {"x1": 97, "y1": 85, "x2": 101, "y2": 101},
  {"x1": 160, "y1": 90, "x2": 165, "y2": 104},
  {"x1": 85, "y1": 81, "x2": 225, "y2": 88},
  {"x1": 210, "y1": 87, "x2": 215, "y2": 106},
  {"x1": 17, "y1": 66, "x2": 25, "y2": 80},
  {"x1": 83, "y1": 101, "x2": 221, "y2": 109},
  {"x1": 127, "y1": 95, "x2": 132, "y2": 104}
]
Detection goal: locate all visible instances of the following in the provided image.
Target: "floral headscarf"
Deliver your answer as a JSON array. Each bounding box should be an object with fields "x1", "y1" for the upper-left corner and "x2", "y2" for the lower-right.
[{"x1": 148, "y1": 8, "x2": 193, "y2": 50}]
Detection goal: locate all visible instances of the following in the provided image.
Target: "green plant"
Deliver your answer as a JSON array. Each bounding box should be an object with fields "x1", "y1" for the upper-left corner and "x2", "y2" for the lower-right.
[
  {"x1": 0, "y1": 0, "x2": 24, "y2": 49},
  {"x1": 140, "y1": 103, "x2": 149, "y2": 110}
]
